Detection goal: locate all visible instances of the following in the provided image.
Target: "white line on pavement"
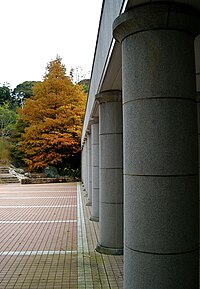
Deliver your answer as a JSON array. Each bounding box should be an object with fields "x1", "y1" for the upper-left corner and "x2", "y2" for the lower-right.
[{"x1": 0, "y1": 220, "x2": 77, "y2": 224}]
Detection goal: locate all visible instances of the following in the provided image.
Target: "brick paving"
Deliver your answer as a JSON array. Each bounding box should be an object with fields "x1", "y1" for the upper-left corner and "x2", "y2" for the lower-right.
[{"x1": 0, "y1": 183, "x2": 123, "y2": 289}]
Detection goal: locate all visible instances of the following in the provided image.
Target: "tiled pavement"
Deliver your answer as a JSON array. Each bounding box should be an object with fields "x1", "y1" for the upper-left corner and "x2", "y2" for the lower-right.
[{"x1": 0, "y1": 183, "x2": 123, "y2": 289}]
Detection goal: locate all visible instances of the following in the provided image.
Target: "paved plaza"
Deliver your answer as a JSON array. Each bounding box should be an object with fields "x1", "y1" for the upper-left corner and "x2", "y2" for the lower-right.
[{"x1": 0, "y1": 182, "x2": 123, "y2": 289}]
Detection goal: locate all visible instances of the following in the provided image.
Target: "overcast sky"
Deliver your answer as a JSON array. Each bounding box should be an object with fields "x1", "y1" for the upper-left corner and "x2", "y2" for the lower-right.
[{"x1": 0, "y1": 0, "x2": 102, "y2": 88}]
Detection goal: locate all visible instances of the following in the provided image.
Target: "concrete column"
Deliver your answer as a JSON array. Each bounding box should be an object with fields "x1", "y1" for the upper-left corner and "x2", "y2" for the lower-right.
[
  {"x1": 81, "y1": 144, "x2": 85, "y2": 188},
  {"x1": 197, "y1": 93, "x2": 200, "y2": 206},
  {"x1": 113, "y1": 3, "x2": 200, "y2": 289},
  {"x1": 96, "y1": 90, "x2": 123, "y2": 255},
  {"x1": 195, "y1": 37, "x2": 200, "y2": 199},
  {"x1": 90, "y1": 118, "x2": 99, "y2": 222},
  {"x1": 82, "y1": 143, "x2": 87, "y2": 191},
  {"x1": 86, "y1": 133, "x2": 92, "y2": 205},
  {"x1": 84, "y1": 139, "x2": 88, "y2": 193}
]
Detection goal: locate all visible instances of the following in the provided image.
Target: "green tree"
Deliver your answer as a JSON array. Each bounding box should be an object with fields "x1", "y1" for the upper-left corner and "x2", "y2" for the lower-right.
[
  {"x1": 0, "y1": 102, "x2": 17, "y2": 162},
  {"x1": 0, "y1": 102, "x2": 17, "y2": 138},
  {"x1": 0, "y1": 83, "x2": 13, "y2": 106},
  {"x1": 17, "y1": 56, "x2": 86, "y2": 172},
  {"x1": 78, "y1": 79, "x2": 90, "y2": 94},
  {"x1": 12, "y1": 81, "x2": 39, "y2": 106}
]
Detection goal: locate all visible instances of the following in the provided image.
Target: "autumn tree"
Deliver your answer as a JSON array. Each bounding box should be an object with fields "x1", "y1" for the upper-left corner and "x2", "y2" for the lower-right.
[{"x1": 16, "y1": 56, "x2": 86, "y2": 172}]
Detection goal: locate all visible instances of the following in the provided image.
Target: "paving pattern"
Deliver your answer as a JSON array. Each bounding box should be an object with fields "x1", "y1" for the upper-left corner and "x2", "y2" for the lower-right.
[{"x1": 0, "y1": 183, "x2": 123, "y2": 288}]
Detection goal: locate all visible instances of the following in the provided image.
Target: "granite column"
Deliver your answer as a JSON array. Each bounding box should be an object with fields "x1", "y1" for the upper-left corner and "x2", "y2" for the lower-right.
[
  {"x1": 90, "y1": 118, "x2": 100, "y2": 221},
  {"x1": 113, "y1": 3, "x2": 200, "y2": 288},
  {"x1": 86, "y1": 133, "x2": 92, "y2": 205},
  {"x1": 96, "y1": 90, "x2": 123, "y2": 255}
]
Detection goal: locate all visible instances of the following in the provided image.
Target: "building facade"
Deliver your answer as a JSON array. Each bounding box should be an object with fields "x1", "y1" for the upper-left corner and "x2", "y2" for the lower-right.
[{"x1": 81, "y1": 1, "x2": 200, "y2": 288}]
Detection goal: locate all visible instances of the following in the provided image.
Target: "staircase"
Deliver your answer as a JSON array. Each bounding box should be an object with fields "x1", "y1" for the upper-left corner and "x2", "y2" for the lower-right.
[{"x1": 0, "y1": 166, "x2": 20, "y2": 184}]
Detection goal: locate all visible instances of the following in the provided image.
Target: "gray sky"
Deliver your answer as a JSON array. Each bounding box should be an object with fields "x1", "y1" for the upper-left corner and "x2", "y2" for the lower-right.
[{"x1": 0, "y1": 0, "x2": 102, "y2": 88}]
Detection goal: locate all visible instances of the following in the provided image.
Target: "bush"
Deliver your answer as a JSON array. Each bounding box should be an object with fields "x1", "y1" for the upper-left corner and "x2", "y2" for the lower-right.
[
  {"x1": 0, "y1": 138, "x2": 10, "y2": 163},
  {"x1": 61, "y1": 164, "x2": 81, "y2": 179},
  {"x1": 43, "y1": 166, "x2": 60, "y2": 178}
]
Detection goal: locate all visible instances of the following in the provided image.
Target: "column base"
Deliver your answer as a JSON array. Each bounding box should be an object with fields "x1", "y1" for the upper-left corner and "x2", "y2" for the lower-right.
[
  {"x1": 90, "y1": 216, "x2": 99, "y2": 222},
  {"x1": 86, "y1": 201, "x2": 92, "y2": 206},
  {"x1": 95, "y1": 243, "x2": 123, "y2": 255}
]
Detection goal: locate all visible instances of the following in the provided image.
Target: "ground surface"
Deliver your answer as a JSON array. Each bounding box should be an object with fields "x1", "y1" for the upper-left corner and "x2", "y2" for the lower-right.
[{"x1": 0, "y1": 183, "x2": 123, "y2": 289}]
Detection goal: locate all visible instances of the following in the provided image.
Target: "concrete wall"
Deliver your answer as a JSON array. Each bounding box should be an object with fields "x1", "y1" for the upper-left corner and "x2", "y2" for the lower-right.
[
  {"x1": 81, "y1": 0, "x2": 126, "y2": 144},
  {"x1": 195, "y1": 35, "x2": 200, "y2": 92},
  {"x1": 195, "y1": 35, "x2": 200, "y2": 193},
  {"x1": 82, "y1": 0, "x2": 200, "y2": 142},
  {"x1": 82, "y1": 1, "x2": 200, "y2": 288}
]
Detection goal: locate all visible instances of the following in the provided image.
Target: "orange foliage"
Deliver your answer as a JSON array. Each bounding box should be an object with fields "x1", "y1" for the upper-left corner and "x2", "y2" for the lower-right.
[{"x1": 17, "y1": 56, "x2": 86, "y2": 171}]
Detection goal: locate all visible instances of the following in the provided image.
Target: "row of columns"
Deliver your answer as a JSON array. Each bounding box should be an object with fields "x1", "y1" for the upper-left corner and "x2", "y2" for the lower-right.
[
  {"x1": 82, "y1": 91, "x2": 124, "y2": 254},
  {"x1": 90, "y1": 118, "x2": 99, "y2": 222},
  {"x1": 82, "y1": 2, "x2": 200, "y2": 289}
]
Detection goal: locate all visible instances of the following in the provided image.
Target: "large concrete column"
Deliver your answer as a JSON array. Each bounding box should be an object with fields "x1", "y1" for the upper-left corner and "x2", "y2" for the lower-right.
[
  {"x1": 84, "y1": 138, "x2": 88, "y2": 193},
  {"x1": 113, "y1": 3, "x2": 200, "y2": 289},
  {"x1": 86, "y1": 133, "x2": 92, "y2": 205},
  {"x1": 90, "y1": 118, "x2": 99, "y2": 222},
  {"x1": 81, "y1": 140, "x2": 86, "y2": 191},
  {"x1": 81, "y1": 143, "x2": 86, "y2": 189},
  {"x1": 96, "y1": 90, "x2": 123, "y2": 255},
  {"x1": 198, "y1": 94, "x2": 200, "y2": 195}
]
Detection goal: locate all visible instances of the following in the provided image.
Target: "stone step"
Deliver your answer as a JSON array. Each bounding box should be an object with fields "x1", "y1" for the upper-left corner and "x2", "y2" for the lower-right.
[
  {"x1": 0, "y1": 174, "x2": 20, "y2": 184},
  {"x1": 0, "y1": 165, "x2": 22, "y2": 184},
  {"x1": 0, "y1": 167, "x2": 9, "y2": 174},
  {"x1": 0, "y1": 181, "x2": 19, "y2": 184},
  {"x1": 0, "y1": 178, "x2": 20, "y2": 184}
]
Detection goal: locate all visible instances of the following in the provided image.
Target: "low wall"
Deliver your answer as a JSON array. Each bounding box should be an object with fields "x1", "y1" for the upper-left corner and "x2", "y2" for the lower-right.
[{"x1": 21, "y1": 177, "x2": 77, "y2": 184}]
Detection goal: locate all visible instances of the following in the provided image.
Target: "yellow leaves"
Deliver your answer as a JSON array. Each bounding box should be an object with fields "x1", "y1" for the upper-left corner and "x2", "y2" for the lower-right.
[{"x1": 17, "y1": 57, "x2": 87, "y2": 171}]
